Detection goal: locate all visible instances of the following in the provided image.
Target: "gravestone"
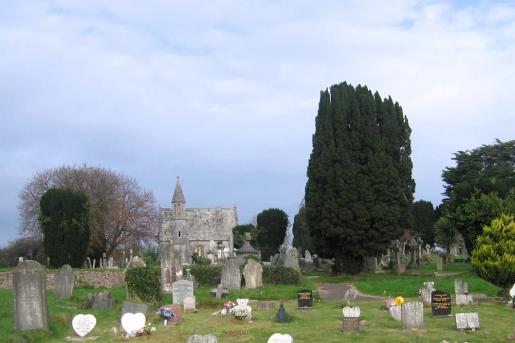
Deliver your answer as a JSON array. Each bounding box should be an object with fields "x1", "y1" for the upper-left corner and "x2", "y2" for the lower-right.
[
  {"x1": 187, "y1": 335, "x2": 218, "y2": 343},
  {"x1": 284, "y1": 248, "x2": 300, "y2": 272},
  {"x1": 268, "y1": 333, "x2": 294, "y2": 343},
  {"x1": 297, "y1": 289, "x2": 313, "y2": 308},
  {"x1": 85, "y1": 291, "x2": 115, "y2": 309},
  {"x1": 13, "y1": 260, "x2": 48, "y2": 331},
  {"x1": 121, "y1": 301, "x2": 148, "y2": 319},
  {"x1": 455, "y1": 312, "x2": 480, "y2": 330},
  {"x1": 221, "y1": 258, "x2": 241, "y2": 290},
  {"x1": 435, "y1": 255, "x2": 443, "y2": 271},
  {"x1": 389, "y1": 305, "x2": 402, "y2": 321},
  {"x1": 304, "y1": 250, "x2": 312, "y2": 263},
  {"x1": 420, "y1": 281, "x2": 435, "y2": 305},
  {"x1": 54, "y1": 264, "x2": 75, "y2": 300},
  {"x1": 183, "y1": 296, "x2": 196, "y2": 311},
  {"x1": 72, "y1": 314, "x2": 96, "y2": 337},
  {"x1": 257, "y1": 301, "x2": 277, "y2": 311},
  {"x1": 121, "y1": 312, "x2": 146, "y2": 337},
  {"x1": 172, "y1": 279, "x2": 194, "y2": 305},
  {"x1": 275, "y1": 304, "x2": 289, "y2": 323},
  {"x1": 456, "y1": 294, "x2": 474, "y2": 305},
  {"x1": 508, "y1": 283, "x2": 515, "y2": 309},
  {"x1": 454, "y1": 279, "x2": 469, "y2": 295},
  {"x1": 431, "y1": 290, "x2": 451, "y2": 316},
  {"x1": 342, "y1": 306, "x2": 360, "y2": 332},
  {"x1": 343, "y1": 288, "x2": 358, "y2": 306},
  {"x1": 401, "y1": 301, "x2": 424, "y2": 330},
  {"x1": 243, "y1": 259, "x2": 263, "y2": 289}
]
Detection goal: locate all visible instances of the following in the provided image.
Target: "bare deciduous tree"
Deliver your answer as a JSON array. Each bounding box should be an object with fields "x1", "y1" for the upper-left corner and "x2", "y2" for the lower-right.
[{"x1": 18, "y1": 165, "x2": 158, "y2": 257}]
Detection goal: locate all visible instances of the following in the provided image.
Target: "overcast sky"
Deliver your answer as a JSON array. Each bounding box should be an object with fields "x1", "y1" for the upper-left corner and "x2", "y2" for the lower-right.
[{"x1": 1, "y1": 1, "x2": 514, "y2": 247}]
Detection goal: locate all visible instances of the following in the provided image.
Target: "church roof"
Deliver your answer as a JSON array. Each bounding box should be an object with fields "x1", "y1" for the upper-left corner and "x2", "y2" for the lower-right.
[{"x1": 172, "y1": 177, "x2": 186, "y2": 203}]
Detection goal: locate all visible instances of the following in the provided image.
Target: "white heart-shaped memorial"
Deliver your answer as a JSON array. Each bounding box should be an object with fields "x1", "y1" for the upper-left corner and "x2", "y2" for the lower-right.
[
  {"x1": 121, "y1": 312, "x2": 146, "y2": 336},
  {"x1": 268, "y1": 333, "x2": 293, "y2": 343},
  {"x1": 72, "y1": 314, "x2": 96, "y2": 337},
  {"x1": 509, "y1": 283, "x2": 515, "y2": 298}
]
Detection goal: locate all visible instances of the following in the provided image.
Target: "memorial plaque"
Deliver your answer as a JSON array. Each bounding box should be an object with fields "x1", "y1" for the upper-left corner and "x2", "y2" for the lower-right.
[
  {"x1": 431, "y1": 290, "x2": 451, "y2": 316},
  {"x1": 297, "y1": 289, "x2": 313, "y2": 308}
]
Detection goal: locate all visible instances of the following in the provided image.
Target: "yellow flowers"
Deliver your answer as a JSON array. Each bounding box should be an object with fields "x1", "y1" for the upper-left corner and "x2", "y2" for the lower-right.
[{"x1": 395, "y1": 296, "x2": 405, "y2": 306}]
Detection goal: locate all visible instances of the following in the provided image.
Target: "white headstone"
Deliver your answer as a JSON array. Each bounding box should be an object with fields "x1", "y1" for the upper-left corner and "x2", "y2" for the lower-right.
[
  {"x1": 121, "y1": 312, "x2": 146, "y2": 337},
  {"x1": 72, "y1": 314, "x2": 96, "y2": 337},
  {"x1": 401, "y1": 301, "x2": 424, "y2": 330},
  {"x1": 183, "y1": 296, "x2": 196, "y2": 311},
  {"x1": 455, "y1": 312, "x2": 480, "y2": 330},
  {"x1": 389, "y1": 305, "x2": 402, "y2": 321},
  {"x1": 342, "y1": 306, "x2": 360, "y2": 318},
  {"x1": 268, "y1": 333, "x2": 294, "y2": 343},
  {"x1": 456, "y1": 294, "x2": 474, "y2": 305}
]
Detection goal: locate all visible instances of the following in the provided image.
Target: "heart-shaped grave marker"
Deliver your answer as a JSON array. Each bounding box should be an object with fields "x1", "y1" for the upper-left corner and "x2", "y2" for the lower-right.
[
  {"x1": 267, "y1": 333, "x2": 293, "y2": 343},
  {"x1": 121, "y1": 312, "x2": 146, "y2": 336},
  {"x1": 72, "y1": 314, "x2": 96, "y2": 337}
]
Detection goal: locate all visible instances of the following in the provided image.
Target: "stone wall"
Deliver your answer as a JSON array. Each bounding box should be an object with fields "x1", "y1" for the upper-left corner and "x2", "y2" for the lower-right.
[{"x1": 0, "y1": 270, "x2": 125, "y2": 289}]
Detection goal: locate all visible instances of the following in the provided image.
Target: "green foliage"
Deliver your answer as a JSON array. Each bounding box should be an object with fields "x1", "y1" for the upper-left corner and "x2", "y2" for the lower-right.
[
  {"x1": 435, "y1": 216, "x2": 459, "y2": 259},
  {"x1": 232, "y1": 224, "x2": 257, "y2": 249},
  {"x1": 185, "y1": 265, "x2": 222, "y2": 286},
  {"x1": 256, "y1": 208, "x2": 289, "y2": 261},
  {"x1": 292, "y1": 207, "x2": 313, "y2": 252},
  {"x1": 262, "y1": 265, "x2": 301, "y2": 285},
  {"x1": 142, "y1": 246, "x2": 159, "y2": 267},
  {"x1": 192, "y1": 252, "x2": 211, "y2": 265},
  {"x1": 472, "y1": 214, "x2": 515, "y2": 290},
  {"x1": 412, "y1": 200, "x2": 437, "y2": 244},
  {"x1": 39, "y1": 188, "x2": 90, "y2": 268},
  {"x1": 125, "y1": 267, "x2": 161, "y2": 303},
  {"x1": 304, "y1": 82, "x2": 414, "y2": 273}
]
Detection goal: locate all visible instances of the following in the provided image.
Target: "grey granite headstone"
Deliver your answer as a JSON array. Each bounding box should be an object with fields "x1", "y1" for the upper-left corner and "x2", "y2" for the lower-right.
[
  {"x1": 85, "y1": 291, "x2": 115, "y2": 309},
  {"x1": 121, "y1": 301, "x2": 148, "y2": 318},
  {"x1": 243, "y1": 259, "x2": 263, "y2": 289},
  {"x1": 13, "y1": 260, "x2": 48, "y2": 331},
  {"x1": 275, "y1": 304, "x2": 289, "y2": 323},
  {"x1": 401, "y1": 301, "x2": 424, "y2": 330},
  {"x1": 221, "y1": 258, "x2": 241, "y2": 290},
  {"x1": 54, "y1": 264, "x2": 75, "y2": 300},
  {"x1": 187, "y1": 334, "x2": 217, "y2": 343},
  {"x1": 172, "y1": 279, "x2": 194, "y2": 305}
]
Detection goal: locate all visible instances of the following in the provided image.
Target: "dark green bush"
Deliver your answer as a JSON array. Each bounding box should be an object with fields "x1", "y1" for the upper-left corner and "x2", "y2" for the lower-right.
[
  {"x1": 185, "y1": 265, "x2": 221, "y2": 287},
  {"x1": 192, "y1": 252, "x2": 211, "y2": 265},
  {"x1": 263, "y1": 265, "x2": 301, "y2": 285},
  {"x1": 125, "y1": 267, "x2": 161, "y2": 303}
]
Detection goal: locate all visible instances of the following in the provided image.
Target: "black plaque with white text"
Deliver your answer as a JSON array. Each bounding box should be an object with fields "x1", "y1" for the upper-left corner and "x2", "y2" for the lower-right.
[{"x1": 431, "y1": 290, "x2": 451, "y2": 316}]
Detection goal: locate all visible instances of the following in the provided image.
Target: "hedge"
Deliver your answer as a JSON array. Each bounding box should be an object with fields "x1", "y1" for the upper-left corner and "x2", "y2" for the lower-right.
[{"x1": 263, "y1": 265, "x2": 301, "y2": 285}]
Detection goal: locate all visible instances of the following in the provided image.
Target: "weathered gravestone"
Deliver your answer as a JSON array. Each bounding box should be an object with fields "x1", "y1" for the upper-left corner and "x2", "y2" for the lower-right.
[
  {"x1": 401, "y1": 301, "x2": 424, "y2": 330},
  {"x1": 275, "y1": 304, "x2": 289, "y2": 323},
  {"x1": 435, "y1": 255, "x2": 443, "y2": 271},
  {"x1": 297, "y1": 289, "x2": 313, "y2": 308},
  {"x1": 456, "y1": 294, "x2": 474, "y2": 305},
  {"x1": 187, "y1": 334, "x2": 218, "y2": 343},
  {"x1": 172, "y1": 279, "x2": 194, "y2": 305},
  {"x1": 85, "y1": 291, "x2": 115, "y2": 309},
  {"x1": 284, "y1": 248, "x2": 300, "y2": 272},
  {"x1": 13, "y1": 260, "x2": 48, "y2": 331},
  {"x1": 342, "y1": 306, "x2": 360, "y2": 332},
  {"x1": 54, "y1": 264, "x2": 75, "y2": 300},
  {"x1": 343, "y1": 288, "x2": 358, "y2": 306},
  {"x1": 221, "y1": 258, "x2": 241, "y2": 290},
  {"x1": 183, "y1": 296, "x2": 196, "y2": 311},
  {"x1": 431, "y1": 290, "x2": 451, "y2": 316},
  {"x1": 243, "y1": 259, "x2": 263, "y2": 289},
  {"x1": 268, "y1": 333, "x2": 294, "y2": 343},
  {"x1": 304, "y1": 250, "x2": 312, "y2": 263},
  {"x1": 72, "y1": 314, "x2": 96, "y2": 337},
  {"x1": 420, "y1": 281, "x2": 435, "y2": 305},
  {"x1": 455, "y1": 279, "x2": 469, "y2": 295},
  {"x1": 389, "y1": 305, "x2": 402, "y2": 321},
  {"x1": 121, "y1": 301, "x2": 148, "y2": 319},
  {"x1": 257, "y1": 301, "x2": 277, "y2": 311},
  {"x1": 455, "y1": 312, "x2": 480, "y2": 330}
]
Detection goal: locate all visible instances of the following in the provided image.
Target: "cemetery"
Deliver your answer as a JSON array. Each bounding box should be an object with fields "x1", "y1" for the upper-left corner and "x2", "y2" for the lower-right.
[{"x1": 1, "y1": 253, "x2": 514, "y2": 342}]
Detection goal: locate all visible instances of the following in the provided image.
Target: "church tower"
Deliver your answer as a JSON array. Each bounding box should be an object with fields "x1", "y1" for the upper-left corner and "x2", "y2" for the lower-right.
[
  {"x1": 172, "y1": 176, "x2": 186, "y2": 218},
  {"x1": 170, "y1": 177, "x2": 191, "y2": 264}
]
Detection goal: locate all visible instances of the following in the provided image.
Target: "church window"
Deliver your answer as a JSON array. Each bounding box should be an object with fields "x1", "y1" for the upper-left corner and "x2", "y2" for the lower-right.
[{"x1": 178, "y1": 230, "x2": 181, "y2": 238}]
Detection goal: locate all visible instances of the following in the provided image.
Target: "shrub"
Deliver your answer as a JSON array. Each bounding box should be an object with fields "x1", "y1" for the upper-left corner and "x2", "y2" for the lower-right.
[
  {"x1": 185, "y1": 265, "x2": 221, "y2": 287},
  {"x1": 125, "y1": 267, "x2": 161, "y2": 303},
  {"x1": 471, "y1": 214, "x2": 515, "y2": 290},
  {"x1": 263, "y1": 265, "x2": 301, "y2": 285},
  {"x1": 192, "y1": 252, "x2": 211, "y2": 265}
]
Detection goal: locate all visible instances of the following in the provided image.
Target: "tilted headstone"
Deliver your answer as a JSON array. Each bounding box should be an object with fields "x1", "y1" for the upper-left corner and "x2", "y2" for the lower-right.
[
  {"x1": 172, "y1": 279, "x2": 194, "y2": 305},
  {"x1": 243, "y1": 259, "x2": 263, "y2": 289},
  {"x1": 268, "y1": 333, "x2": 294, "y2": 343},
  {"x1": 54, "y1": 264, "x2": 75, "y2": 300},
  {"x1": 183, "y1": 296, "x2": 196, "y2": 311},
  {"x1": 275, "y1": 304, "x2": 289, "y2": 323},
  {"x1": 420, "y1": 282, "x2": 435, "y2": 305},
  {"x1": 13, "y1": 260, "x2": 48, "y2": 331},
  {"x1": 431, "y1": 290, "x2": 451, "y2": 316},
  {"x1": 456, "y1": 294, "x2": 474, "y2": 305},
  {"x1": 284, "y1": 248, "x2": 300, "y2": 272},
  {"x1": 455, "y1": 312, "x2": 480, "y2": 330},
  {"x1": 72, "y1": 314, "x2": 96, "y2": 337},
  {"x1": 121, "y1": 301, "x2": 148, "y2": 319},
  {"x1": 85, "y1": 291, "x2": 115, "y2": 309},
  {"x1": 187, "y1": 334, "x2": 218, "y2": 343},
  {"x1": 454, "y1": 279, "x2": 469, "y2": 294},
  {"x1": 297, "y1": 289, "x2": 313, "y2": 308},
  {"x1": 401, "y1": 301, "x2": 424, "y2": 330},
  {"x1": 221, "y1": 258, "x2": 241, "y2": 290}
]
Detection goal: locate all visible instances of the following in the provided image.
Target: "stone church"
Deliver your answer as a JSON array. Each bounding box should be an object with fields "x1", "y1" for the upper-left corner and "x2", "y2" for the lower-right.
[{"x1": 159, "y1": 177, "x2": 238, "y2": 291}]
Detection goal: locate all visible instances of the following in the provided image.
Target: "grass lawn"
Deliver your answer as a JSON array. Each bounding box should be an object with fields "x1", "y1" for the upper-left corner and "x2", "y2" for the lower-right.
[{"x1": 2, "y1": 262, "x2": 512, "y2": 343}]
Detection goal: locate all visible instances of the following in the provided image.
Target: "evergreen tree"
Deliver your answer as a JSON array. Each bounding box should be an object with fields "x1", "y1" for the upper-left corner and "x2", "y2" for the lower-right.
[
  {"x1": 412, "y1": 200, "x2": 437, "y2": 244},
  {"x1": 256, "y1": 208, "x2": 289, "y2": 261},
  {"x1": 292, "y1": 206, "x2": 313, "y2": 252},
  {"x1": 305, "y1": 82, "x2": 414, "y2": 273},
  {"x1": 39, "y1": 188, "x2": 90, "y2": 267}
]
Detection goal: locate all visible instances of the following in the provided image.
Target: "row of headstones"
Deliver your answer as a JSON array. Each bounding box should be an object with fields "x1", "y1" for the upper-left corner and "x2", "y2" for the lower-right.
[
  {"x1": 420, "y1": 280, "x2": 474, "y2": 307},
  {"x1": 220, "y1": 258, "x2": 263, "y2": 290}
]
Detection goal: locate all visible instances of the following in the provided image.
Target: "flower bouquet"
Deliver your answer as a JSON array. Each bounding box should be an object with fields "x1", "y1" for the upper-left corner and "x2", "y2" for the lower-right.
[
  {"x1": 156, "y1": 306, "x2": 176, "y2": 325},
  {"x1": 230, "y1": 306, "x2": 249, "y2": 320}
]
